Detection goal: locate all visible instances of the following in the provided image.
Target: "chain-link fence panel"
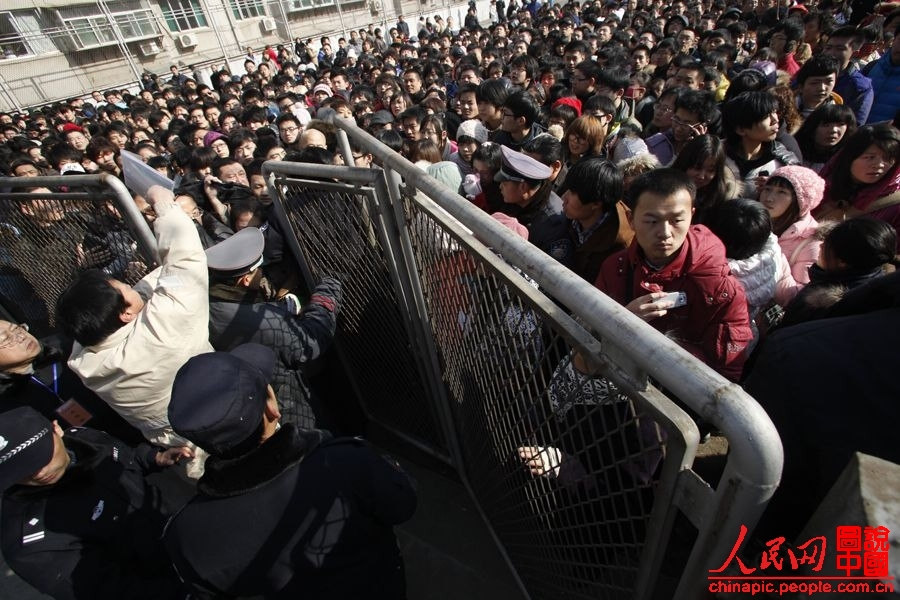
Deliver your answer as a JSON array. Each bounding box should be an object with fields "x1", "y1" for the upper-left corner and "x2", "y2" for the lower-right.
[
  {"x1": 270, "y1": 173, "x2": 449, "y2": 460},
  {"x1": 399, "y1": 193, "x2": 687, "y2": 599},
  {"x1": 266, "y1": 121, "x2": 782, "y2": 600},
  {"x1": 0, "y1": 176, "x2": 157, "y2": 338}
]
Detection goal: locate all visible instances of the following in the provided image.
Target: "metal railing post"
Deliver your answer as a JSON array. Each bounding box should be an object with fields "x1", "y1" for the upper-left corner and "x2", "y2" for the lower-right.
[{"x1": 100, "y1": 173, "x2": 161, "y2": 265}]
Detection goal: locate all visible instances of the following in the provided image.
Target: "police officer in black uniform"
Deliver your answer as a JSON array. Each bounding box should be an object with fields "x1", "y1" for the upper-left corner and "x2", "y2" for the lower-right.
[
  {"x1": 496, "y1": 144, "x2": 572, "y2": 264},
  {"x1": 0, "y1": 406, "x2": 193, "y2": 599},
  {"x1": 164, "y1": 344, "x2": 417, "y2": 599}
]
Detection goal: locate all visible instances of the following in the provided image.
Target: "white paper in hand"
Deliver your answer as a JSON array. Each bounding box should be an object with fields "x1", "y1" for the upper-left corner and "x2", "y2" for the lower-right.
[{"x1": 121, "y1": 150, "x2": 173, "y2": 197}]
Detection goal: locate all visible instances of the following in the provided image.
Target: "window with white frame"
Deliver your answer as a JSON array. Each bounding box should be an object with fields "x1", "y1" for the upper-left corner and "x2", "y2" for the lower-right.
[
  {"x1": 229, "y1": 0, "x2": 266, "y2": 20},
  {"x1": 159, "y1": 0, "x2": 207, "y2": 32},
  {"x1": 0, "y1": 10, "x2": 56, "y2": 58},
  {"x1": 59, "y1": 1, "x2": 159, "y2": 50},
  {"x1": 286, "y1": 0, "x2": 336, "y2": 10}
]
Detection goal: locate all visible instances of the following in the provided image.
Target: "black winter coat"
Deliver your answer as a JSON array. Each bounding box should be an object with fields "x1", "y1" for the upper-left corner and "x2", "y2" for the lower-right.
[
  {"x1": 164, "y1": 425, "x2": 417, "y2": 599},
  {"x1": 0, "y1": 428, "x2": 189, "y2": 600},
  {"x1": 208, "y1": 277, "x2": 341, "y2": 430},
  {"x1": 745, "y1": 271, "x2": 900, "y2": 540}
]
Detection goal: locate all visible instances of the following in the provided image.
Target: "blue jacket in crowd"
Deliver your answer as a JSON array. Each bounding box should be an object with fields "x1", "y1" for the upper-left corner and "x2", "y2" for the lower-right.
[
  {"x1": 834, "y1": 65, "x2": 874, "y2": 125},
  {"x1": 865, "y1": 52, "x2": 900, "y2": 124}
]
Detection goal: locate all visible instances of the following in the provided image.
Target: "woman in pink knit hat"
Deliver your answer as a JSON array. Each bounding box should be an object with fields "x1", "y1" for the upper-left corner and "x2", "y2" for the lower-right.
[{"x1": 758, "y1": 165, "x2": 826, "y2": 292}]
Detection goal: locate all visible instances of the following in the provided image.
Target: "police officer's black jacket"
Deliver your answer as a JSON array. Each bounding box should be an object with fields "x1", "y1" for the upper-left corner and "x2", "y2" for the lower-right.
[
  {"x1": 208, "y1": 277, "x2": 342, "y2": 430},
  {"x1": 164, "y1": 424, "x2": 417, "y2": 599},
  {"x1": 0, "y1": 427, "x2": 188, "y2": 600}
]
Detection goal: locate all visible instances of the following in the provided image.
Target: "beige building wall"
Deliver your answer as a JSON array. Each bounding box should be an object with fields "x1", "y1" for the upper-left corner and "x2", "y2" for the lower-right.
[{"x1": 0, "y1": 0, "x2": 481, "y2": 112}]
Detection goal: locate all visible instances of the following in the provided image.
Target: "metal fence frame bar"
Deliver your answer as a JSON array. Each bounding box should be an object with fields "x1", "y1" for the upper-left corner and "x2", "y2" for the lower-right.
[
  {"x1": 376, "y1": 170, "x2": 466, "y2": 468},
  {"x1": 327, "y1": 117, "x2": 783, "y2": 599},
  {"x1": 262, "y1": 161, "x2": 455, "y2": 463}
]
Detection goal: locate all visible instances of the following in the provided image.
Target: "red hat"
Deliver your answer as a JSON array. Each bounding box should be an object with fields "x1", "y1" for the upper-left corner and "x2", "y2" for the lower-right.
[
  {"x1": 552, "y1": 96, "x2": 582, "y2": 117},
  {"x1": 788, "y1": 4, "x2": 809, "y2": 13},
  {"x1": 62, "y1": 123, "x2": 84, "y2": 133}
]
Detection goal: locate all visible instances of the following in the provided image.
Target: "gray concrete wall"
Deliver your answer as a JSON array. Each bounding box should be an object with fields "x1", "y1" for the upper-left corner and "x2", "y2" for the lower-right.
[{"x1": 797, "y1": 453, "x2": 900, "y2": 596}]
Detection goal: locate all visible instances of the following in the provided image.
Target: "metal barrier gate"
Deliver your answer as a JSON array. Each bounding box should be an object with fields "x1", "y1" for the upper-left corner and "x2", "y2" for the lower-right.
[
  {"x1": 0, "y1": 174, "x2": 158, "y2": 339},
  {"x1": 0, "y1": 134, "x2": 782, "y2": 599},
  {"x1": 264, "y1": 122, "x2": 783, "y2": 600}
]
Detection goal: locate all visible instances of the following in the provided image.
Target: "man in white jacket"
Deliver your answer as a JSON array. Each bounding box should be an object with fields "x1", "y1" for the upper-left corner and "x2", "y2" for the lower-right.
[{"x1": 57, "y1": 185, "x2": 213, "y2": 476}]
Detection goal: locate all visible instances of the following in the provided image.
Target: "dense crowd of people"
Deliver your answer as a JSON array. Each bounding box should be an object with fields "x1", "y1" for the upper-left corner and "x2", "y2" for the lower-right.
[{"x1": 0, "y1": 0, "x2": 899, "y2": 596}]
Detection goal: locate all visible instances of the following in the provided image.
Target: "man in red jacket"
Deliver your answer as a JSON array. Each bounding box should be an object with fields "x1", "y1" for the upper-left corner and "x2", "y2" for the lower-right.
[{"x1": 594, "y1": 168, "x2": 753, "y2": 381}]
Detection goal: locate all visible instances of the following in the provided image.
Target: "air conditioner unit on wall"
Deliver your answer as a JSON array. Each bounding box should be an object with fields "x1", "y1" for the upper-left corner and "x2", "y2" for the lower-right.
[
  {"x1": 260, "y1": 17, "x2": 277, "y2": 33},
  {"x1": 177, "y1": 33, "x2": 199, "y2": 49},
  {"x1": 370, "y1": 0, "x2": 382, "y2": 12},
  {"x1": 138, "y1": 40, "x2": 161, "y2": 56}
]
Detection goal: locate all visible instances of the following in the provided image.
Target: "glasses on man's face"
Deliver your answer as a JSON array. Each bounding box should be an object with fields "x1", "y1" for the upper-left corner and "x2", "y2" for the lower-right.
[
  {"x1": 0, "y1": 324, "x2": 29, "y2": 350},
  {"x1": 671, "y1": 115, "x2": 704, "y2": 132},
  {"x1": 654, "y1": 103, "x2": 674, "y2": 114},
  {"x1": 279, "y1": 126, "x2": 299, "y2": 135},
  {"x1": 501, "y1": 111, "x2": 515, "y2": 119}
]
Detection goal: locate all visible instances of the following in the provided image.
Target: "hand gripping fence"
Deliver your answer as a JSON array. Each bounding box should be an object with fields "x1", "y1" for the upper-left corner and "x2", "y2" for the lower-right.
[
  {"x1": 0, "y1": 174, "x2": 158, "y2": 338},
  {"x1": 261, "y1": 118, "x2": 783, "y2": 600}
]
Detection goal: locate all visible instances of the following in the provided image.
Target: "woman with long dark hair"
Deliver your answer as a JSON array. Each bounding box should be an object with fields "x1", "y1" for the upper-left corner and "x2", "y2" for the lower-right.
[
  {"x1": 815, "y1": 124, "x2": 900, "y2": 247},
  {"x1": 794, "y1": 104, "x2": 857, "y2": 174},
  {"x1": 671, "y1": 135, "x2": 737, "y2": 224}
]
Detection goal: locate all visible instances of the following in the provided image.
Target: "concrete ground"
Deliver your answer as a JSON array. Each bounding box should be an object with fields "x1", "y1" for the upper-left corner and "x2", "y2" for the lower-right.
[{"x1": 395, "y1": 453, "x2": 527, "y2": 600}]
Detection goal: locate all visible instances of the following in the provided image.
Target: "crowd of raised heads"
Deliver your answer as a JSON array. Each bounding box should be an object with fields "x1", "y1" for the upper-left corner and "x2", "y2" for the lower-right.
[
  {"x1": 5, "y1": 0, "x2": 896, "y2": 356},
  {"x1": 0, "y1": 0, "x2": 898, "y2": 594}
]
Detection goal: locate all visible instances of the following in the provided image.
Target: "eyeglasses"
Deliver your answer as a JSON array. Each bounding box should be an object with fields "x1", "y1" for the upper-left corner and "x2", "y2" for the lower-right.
[
  {"x1": 654, "y1": 104, "x2": 675, "y2": 114},
  {"x1": 279, "y1": 126, "x2": 299, "y2": 134},
  {"x1": 501, "y1": 111, "x2": 516, "y2": 118},
  {"x1": 671, "y1": 115, "x2": 705, "y2": 132},
  {"x1": 0, "y1": 324, "x2": 29, "y2": 350}
]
